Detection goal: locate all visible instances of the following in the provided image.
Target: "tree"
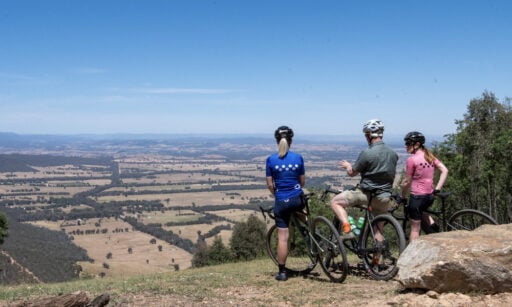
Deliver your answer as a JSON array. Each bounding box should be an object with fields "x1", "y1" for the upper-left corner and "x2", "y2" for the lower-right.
[
  {"x1": 191, "y1": 244, "x2": 209, "y2": 267},
  {"x1": 229, "y1": 214, "x2": 266, "y2": 261},
  {"x1": 0, "y1": 212, "x2": 8, "y2": 245},
  {"x1": 434, "y1": 91, "x2": 512, "y2": 223},
  {"x1": 207, "y1": 236, "x2": 233, "y2": 265}
]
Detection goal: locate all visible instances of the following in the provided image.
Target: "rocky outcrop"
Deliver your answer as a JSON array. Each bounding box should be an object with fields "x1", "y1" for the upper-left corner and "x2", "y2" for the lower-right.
[{"x1": 397, "y1": 224, "x2": 512, "y2": 293}]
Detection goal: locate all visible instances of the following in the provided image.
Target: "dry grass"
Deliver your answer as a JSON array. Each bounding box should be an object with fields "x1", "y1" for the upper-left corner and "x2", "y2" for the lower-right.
[{"x1": 0, "y1": 258, "x2": 402, "y2": 306}]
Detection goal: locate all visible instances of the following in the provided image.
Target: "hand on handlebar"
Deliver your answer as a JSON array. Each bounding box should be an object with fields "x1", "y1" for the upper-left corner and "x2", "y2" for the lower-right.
[{"x1": 395, "y1": 195, "x2": 408, "y2": 206}]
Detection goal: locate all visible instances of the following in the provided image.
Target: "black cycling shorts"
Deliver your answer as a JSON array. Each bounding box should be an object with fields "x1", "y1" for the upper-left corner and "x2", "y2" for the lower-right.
[
  {"x1": 274, "y1": 193, "x2": 305, "y2": 228},
  {"x1": 407, "y1": 194, "x2": 435, "y2": 221}
]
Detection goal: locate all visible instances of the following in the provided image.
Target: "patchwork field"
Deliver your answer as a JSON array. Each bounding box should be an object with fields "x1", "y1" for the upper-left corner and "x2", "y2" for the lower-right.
[
  {"x1": 30, "y1": 218, "x2": 191, "y2": 278},
  {"x1": 0, "y1": 140, "x2": 406, "y2": 281}
]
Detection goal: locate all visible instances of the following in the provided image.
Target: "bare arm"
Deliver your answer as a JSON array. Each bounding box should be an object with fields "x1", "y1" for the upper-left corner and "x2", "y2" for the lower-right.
[
  {"x1": 435, "y1": 161, "x2": 448, "y2": 191},
  {"x1": 339, "y1": 160, "x2": 359, "y2": 177},
  {"x1": 400, "y1": 175, "x2": 412, "y2": 198},
  {"x1": 266, "y1": 176, "x2": 275, "y2": 196},
  {"x1": 299, "y1": 174, "x2": 305, "y2": 187}
]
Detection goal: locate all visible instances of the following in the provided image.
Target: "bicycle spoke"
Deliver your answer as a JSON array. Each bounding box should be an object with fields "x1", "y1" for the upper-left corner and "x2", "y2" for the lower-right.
[
  {"x1": 312, "y1": 216, "x2": 348, "y2": 283},
  {"x1": 266, "y1": 219, "x2": 316, "y2": 275},
  {"x1": 362, "y1": 214, "x2": 405, "y2": 281}
]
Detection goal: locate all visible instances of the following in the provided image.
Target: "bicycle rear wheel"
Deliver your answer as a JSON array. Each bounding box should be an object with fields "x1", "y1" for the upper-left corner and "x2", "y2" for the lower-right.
[
  {"x1": 266, "y1": 220, "x2": 316, "y2": 275},
  {"x1": 312, "y1": 216, "x2": 348, "y2": 283},
  {"x1": 361, "y1": 214, "x2": 406, "y2": 281},
  {"x1": 447, "y1": 209, "x2": 498, "y2": 231}
]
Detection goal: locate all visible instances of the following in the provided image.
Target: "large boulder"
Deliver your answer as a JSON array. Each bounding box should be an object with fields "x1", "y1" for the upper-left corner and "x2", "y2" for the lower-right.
[{"x1": 397, "y1": 223, "x2": 512, "y2": 293}]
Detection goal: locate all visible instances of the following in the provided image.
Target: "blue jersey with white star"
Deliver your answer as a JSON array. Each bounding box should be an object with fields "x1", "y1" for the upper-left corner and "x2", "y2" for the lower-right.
[{"x1": 266, "y1": 151, "x2": 305, "y2": 200}]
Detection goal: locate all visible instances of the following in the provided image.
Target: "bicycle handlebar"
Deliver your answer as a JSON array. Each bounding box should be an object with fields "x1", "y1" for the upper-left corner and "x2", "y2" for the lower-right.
[{"x1": 259, "y1": 205, "x2": 275, "y2": 221}]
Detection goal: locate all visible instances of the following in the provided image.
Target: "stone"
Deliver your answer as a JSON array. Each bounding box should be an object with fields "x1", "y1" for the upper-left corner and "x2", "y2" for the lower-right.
[{"x1": 397, "y1": 224, "x2": 512, "y2": 293}]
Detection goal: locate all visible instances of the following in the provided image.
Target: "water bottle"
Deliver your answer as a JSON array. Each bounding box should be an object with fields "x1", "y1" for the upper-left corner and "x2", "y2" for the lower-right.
[
  {"x1": 357, "y1": 217, "x2": 365, "y2": 229},
  {"x1": 348, "y1": 216, "x2": 355, "y2": 226},
  {"x1": 351, "y1": 224, "x2": 360, "y2": 236}
]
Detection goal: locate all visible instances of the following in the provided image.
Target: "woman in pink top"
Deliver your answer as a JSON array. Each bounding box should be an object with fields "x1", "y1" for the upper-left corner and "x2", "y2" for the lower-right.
[{"x1": 400, "y1": 131, "x2": 448, "y2": 241}]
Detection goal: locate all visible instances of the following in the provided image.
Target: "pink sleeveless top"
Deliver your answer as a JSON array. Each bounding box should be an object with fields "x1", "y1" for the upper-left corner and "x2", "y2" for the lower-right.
[{"x1": 406, "y1": 150, "x2": 440, "y2": 195}]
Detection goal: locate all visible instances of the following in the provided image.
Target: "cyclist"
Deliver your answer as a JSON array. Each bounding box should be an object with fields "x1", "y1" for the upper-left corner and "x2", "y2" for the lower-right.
[
  {"x1": 330, "y1": 119, "x2": 398, "y2": 255},
  {"x1": 266, "y1": 125, "x2": 306, "y2": 281},
  {"x1": 400, "y1": 131, "x2": 448, "y2": 241}
]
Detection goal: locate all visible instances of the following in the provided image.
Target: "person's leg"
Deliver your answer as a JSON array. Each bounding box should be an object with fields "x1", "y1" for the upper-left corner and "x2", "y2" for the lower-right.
[
  {"x1": 371, "y1": 221, "x2": 385, "y2": 266},
  {"x1": 409, "y1": 219, "x2": 421, "y2": 241},
  {"x1": 277, "y1": 227, "x2": 289, "y2": 266},
  {"x1": 420, "y1": 194, "x2": 438, "y2": 232},
  {"x1": 371, "y1": 195, "x2": 393, "y2": 241},
  {"x1": 330, "y1": 191, "x2": 351, "y2": 234},
  {"x1": 370, "y1": 195, "x2": 392, "y2": 265},
  {"x1": 275, "y1": 227, "x2": 289, "y2": 281}
]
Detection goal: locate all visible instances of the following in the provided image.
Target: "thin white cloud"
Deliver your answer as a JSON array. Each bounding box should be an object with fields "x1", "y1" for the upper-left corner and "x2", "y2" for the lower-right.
[
  {"x1": 125, "y1": 87, "x2": 238, "y2": 94},
  {"x1": 73, "y1": 67, "x2": 108, "y2": 74}
]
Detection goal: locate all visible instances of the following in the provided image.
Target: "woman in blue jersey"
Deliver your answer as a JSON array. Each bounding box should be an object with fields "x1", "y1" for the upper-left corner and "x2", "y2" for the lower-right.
[{"x1": 266, "y1": 125, "x2": 306, "y2": 281}]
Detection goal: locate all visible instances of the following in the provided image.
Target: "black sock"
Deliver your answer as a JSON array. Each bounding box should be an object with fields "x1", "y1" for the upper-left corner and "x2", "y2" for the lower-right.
[{"x1": 278, "y1": 264, "x2": 286, "y2": 273}]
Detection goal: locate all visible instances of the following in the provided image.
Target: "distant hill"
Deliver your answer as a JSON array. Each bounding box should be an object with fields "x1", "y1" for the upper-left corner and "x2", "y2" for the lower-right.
[{"x1": 0, "y1": 131, "x2": 445, "y2": 149}]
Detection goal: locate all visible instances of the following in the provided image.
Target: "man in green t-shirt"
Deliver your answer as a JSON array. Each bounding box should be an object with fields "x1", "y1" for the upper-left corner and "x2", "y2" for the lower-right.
[{"x1": 330, "y1": 119, "x2": 398, "y2": 239}]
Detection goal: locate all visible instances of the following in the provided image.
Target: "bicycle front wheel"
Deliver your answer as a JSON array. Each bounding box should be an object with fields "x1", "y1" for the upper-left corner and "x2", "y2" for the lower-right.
[
  {"x1": 447, "y1": 209, "x2": 498, "y2": 231},
  {"x1": 266, "y1": 220, "x2": 316, "y2": 275},
  {"x1": 361, "y1": 214, "x2": 406, "y2": 281},
  {"x1": 312, "y1": 216, "x2": 348, "y2": 283}
]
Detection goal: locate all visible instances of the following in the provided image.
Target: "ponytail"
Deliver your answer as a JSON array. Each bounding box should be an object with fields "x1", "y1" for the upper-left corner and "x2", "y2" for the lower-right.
[
  {"x1": 423, "y1": 146, "x2": 436, "y2": 164},
  {"x1": 278, "y1": 138, "x2": 289, "y2": 158}
]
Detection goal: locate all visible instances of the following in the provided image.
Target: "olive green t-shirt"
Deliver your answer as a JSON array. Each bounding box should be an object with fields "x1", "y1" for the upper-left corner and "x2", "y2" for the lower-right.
[{"x1": 353, "y1": 141, "x2": 398, "y2": 193}]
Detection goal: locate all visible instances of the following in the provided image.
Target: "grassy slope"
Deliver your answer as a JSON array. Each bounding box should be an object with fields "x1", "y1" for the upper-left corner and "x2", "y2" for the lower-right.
[{"x1": 0, "y1": 258, "x2": 401, "y2": 306}]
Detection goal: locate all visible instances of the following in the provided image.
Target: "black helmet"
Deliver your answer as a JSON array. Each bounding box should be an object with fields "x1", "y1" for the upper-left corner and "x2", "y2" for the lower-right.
[
  {"x1": 274, "y1": 126, "x2": 294, "y2": 141},
  {"x1": 404, "y1": 131, "x2": 425, "y2": 146}
]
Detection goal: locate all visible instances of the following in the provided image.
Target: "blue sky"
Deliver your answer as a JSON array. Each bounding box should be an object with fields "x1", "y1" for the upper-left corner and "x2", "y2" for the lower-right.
[{"x1": 1, "y1": 1, "x2": 511, "y2": 139}]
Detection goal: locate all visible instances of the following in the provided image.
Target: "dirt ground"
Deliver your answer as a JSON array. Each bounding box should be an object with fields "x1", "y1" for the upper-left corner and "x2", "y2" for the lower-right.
[{"x1": 116, "y1": 283, "x2": 512, "y2": 307}]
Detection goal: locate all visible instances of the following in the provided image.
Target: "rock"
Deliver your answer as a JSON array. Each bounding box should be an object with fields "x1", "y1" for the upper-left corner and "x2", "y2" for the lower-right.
[
  {"x1": 16, "y1": 291, "x2": 90, "y2": 307},
  {"x1": 15, "y1": 291, "x2": 109, "y2": 307},
  {"x1": 397, "y1": 224, "x2": 512, "y2": 293}
]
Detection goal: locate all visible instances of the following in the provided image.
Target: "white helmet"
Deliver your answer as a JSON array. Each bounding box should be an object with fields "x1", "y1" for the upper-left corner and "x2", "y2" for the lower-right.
[{"x1": 362, "y1": 119, "x2": 384, "y2": 137}]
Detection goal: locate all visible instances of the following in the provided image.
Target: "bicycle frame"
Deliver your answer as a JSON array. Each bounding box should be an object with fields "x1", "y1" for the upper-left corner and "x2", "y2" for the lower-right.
[
  {"x1": 260, "y1": 194, "x2": 320, "y2": 267},
  {"x1": 333, "y1": 200, "x2": 379, "y2": 257},
  {"x1": 321, "y1": 187, "x2": 406, "y2": 281},
  {"x1": 393, "y1": 191, "x2": 498, "y2": 234},
  {"x1": 261, "y1": 193, "x2": 349, "y2": 282}
]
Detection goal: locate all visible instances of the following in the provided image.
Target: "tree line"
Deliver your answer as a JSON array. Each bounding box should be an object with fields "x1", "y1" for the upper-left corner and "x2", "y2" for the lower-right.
[{"x1": 433, "y1": 91, "x2": 512, "y2": 223}]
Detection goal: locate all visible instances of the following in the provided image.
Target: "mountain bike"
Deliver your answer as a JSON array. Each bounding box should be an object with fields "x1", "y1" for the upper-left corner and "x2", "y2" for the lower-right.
[
  {"x1": 321, "y1": 187, "x2": 406, "y2": 281},
  {"x1": 392, "y1": 191, "x2": 498, "y2": 235},
  {"x1": 260, "y1": 193, "x2": 349, "y2": 283}
]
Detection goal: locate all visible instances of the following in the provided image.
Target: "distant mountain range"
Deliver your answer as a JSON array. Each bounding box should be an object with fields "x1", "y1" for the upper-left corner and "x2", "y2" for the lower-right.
[{"x1": 0, "y1": 131, "x2": 446, "y2": 149}]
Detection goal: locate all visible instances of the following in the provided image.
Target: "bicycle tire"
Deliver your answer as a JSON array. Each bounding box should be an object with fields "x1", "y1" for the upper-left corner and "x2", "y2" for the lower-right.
[
  {"x1": 265, "y1": 220, "x2": 316, "y2": 275},
  {"x1": 361, "y1": 214, "x2": 406, "y2": 281},
  {"x1": 312, "y1": 216, "x2": 348, "y2": 283},
  {"x1": 447, "y1": 209, "x2": 498, "y2": 231}
]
